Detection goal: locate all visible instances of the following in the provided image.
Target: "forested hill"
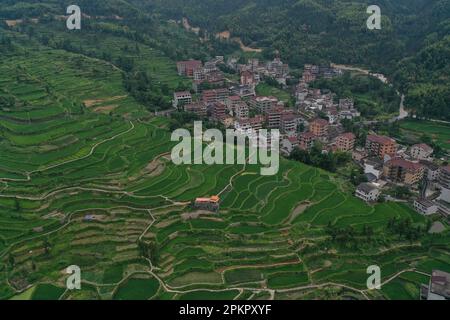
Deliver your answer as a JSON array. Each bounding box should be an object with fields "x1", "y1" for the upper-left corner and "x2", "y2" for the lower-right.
[
  {"x1": 1, "y1": 0, "x2": 448, "y2": 119},
  {"x1": 145, "y1": 0, "x2": 450, "y2": 120}
]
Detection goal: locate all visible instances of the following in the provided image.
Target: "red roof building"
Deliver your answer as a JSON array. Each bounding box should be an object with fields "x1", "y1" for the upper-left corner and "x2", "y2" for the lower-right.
[
  {"x1": 366, "y1": 135, "x2": 397, "y2": 159},
  {"x1": 177, "y1": 60, "x2": 203, "y2": 78},
  {"x1": 310, "y1": 118, "x2": 329, "y2": 137},
  {"x1": 336, "y1": 132, "x2": 356, "y2": 152}
]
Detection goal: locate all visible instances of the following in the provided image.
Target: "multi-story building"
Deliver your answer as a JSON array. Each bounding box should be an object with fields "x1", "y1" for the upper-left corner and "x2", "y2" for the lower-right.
[
  {"x1": 193, "y1": 68, "x2": 206, "y2": 81},
  {"x1": 248, "y1": 116, "x2": 264, "y2": 132},
  {"x1": 202, "y1": 88, "x2": 229, "y2": 104},
  {"x1": 240, "y1": 70, "x2": 256, "y2": 86},
  {"x1": 421, "y1": 270, "x2": 450, "y2": 300},
  {"x1": 438, "y1": 165, "x2": 450, "y2": 203},
  {"x1": 419, "y1": 160, "x2": 440, "y2": 181},
  {"x1": 203, "y1": 61, "x2": 217, "y2": 73},
  {"x1": 205, "y1": 71, "x2": 225, "y2": 87},
  {"x1": 234, "y1": 102, "x2": 249, "y2": 120},
  {"x1": 364, "y1": 158, "x2": 383, "y2": 179},
  {"x1": 414, "y1": 199, "x2": 439, "y2": 215},
  {"x1": 309, "y1": 118, "x2": 329, "y2": 138},
  {"x1": 302, "y1": 70, "x2": 316, "y2": 83},
  {"x1": 365, "y1": 135, "x2": 397, "y2": 159},
  {"x1": 177, "y1": 60, "x2": 203, "y2": 78},
  {"x1": 339, "y1": 98, "x2": 354, "y2": 110},
  {"x1": 234, "y1": 116, "x2": 264, "y2": 134},
  {"x1": 266, "y1": 107, "x2": 283, "y2": 129},
  {"x1": 410, "y1": 143, "x2": 434, "y2": 160},
  {"x1": 439, "y1": 165, "x2": 450, "y2": 189},
  {"x1": 299, "y1": 132, "x2": 316, "y2": 150},
  {"x1": 248, "y1": 96, "x2": 278, "y2": 114},
  {"x1": 281, "y1": 114, "x2": 297, "y2": 133},
  {"x1": 229, "y1": 84, "x2": 256, "y2": 98},
  {"x1": 352, "y1": 149, "x2": 368, "y2": 163},
  {"x1": 173, "y1": 91, "x2": 192, "y2": 109},
  {"x1": 383, "y1": 158, "x2": 425, "y2": 185},
  {"x1": 281, "y1": 136, "x2": 299, "y2": 155},
  {"x1": 184, "y1": 102, "x2": 207, "y2": 118},
  {"x1": 226, "y1": 95, "x2": 241, "y2": 114},
  {"x1": 208, "y1": 102, "x2": 227, "y2": 121},
  {"x1": 355, "y1": 183, "x2": 381, "y2": 202},
  {"x1": 335, "y1": 132, "x2": 356, "y2": 152}
]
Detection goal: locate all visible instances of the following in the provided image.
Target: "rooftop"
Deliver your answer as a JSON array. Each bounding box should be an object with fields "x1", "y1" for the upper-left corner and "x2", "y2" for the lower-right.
[
  {"x1": 195, "y1": 196, "x2": 220, "y2": 203},
  {"x1": 412, "y1": 143, "x2": 433, "y2": 153},
  {"x1": 203, "y1": 88, "x2": 229, "y2": 94},
  {"x1": 364, "y1": 173, "x2": 378, "y2": 182},
  {"x1": 300, "y1": 132, "x2": 316, "y2": 139},
  {"x1": 338, "y1": 132, "x2": 356, "y2": 140},
  {"x1": 281, "y1": 114, "x2": 296, "y2": 121},
  {"x1": 430, "y1": 270, "x2": 450, "y2": 299},
  {"x1": 357, "y1": 182, "x2": 378, "y2": 194},
  {"x1": 228, "y1": 95, "x2": 241, "y2": 101},
  {"x1": 419, "y1": 160, "x2": 440, "y2": 171},
  {"x1": 177, "y1": 60, "x2": 202, "y2": 68},
  {"x1": 253, "y1": 96, "x2": 278, "y2": 102},
  {"x1": 387, "y1": 158, "x2": 424, "y2": 171},
  {"x1": 311, "y1": 118, "x2": 329, "y2": 126},
  {"x1": 367, "y1": 134, "x2": 395, "y2": 145},
  {"x1": 174, "y1": 91, "x2": 191, "y2": 98},
  {"x1": 415, "y1": 199, "x2": 436, "y2": 208}
]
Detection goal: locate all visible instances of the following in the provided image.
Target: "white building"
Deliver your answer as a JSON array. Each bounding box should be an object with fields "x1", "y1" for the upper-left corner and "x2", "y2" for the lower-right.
[
  {"x1": 355, "y1": 183, "x2": 381, "y2": 202},
  {"x1": 281, "y1": 136, "x2": 299, "y2": 155},
  {"x1": 421, "y1": 270, "x2": 450, "y2": 300},
  {"x1": 234, "y1": 102, "x2": 249, "y2": 120},
  {"x1": 173, "y1": 91, "x2": 192, "y2": 109},
  {"x1": 413, "y1": 199, "x2": 439, "y2": 215},
  {"x1": 410, "y1": 143, "x2": 434, "y2": 160},
  {"x1": 364, "y1": 159, "x2": 383, "y2": 179},
  {"x1": 438, "y1": 166, "x2": 450, "y2": 203},
  {"x1": 420, "y1": 160, "x2": 441, "y2": 181}
]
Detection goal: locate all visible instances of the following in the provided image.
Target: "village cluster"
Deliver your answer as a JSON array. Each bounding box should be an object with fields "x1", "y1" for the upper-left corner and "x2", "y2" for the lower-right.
[{"x1": 171, "y1": 55, "x2": 450, "y2": 221}]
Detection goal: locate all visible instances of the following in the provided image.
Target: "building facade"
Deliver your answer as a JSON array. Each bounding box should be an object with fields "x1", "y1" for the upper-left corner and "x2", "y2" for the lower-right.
[
  {"x1": 335, "y1": 132, "x2": 356, "y2": 152},
  {"x1": 366, "y1": 135, "x2": 397, "y2": 159},
  {"x1": 383, "y1": 158, "x2": 425, "y2": 185}
]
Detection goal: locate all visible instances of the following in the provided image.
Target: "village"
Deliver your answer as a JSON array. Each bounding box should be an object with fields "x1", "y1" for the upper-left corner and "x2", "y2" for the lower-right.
[{"x1": 170, "y1": 54, "x2": 450, "y2": 224}]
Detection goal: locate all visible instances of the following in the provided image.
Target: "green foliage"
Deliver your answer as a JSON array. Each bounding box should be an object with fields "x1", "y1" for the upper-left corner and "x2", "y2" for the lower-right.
[
  {"x1": 289, "y1": 144, "x2": 350, "y2": 173},
  {"x1": 310, "y1": 73, "x2": 400, "y2": 117},
  {"x1": 150, "y1": 0, "x2": 449, "y2": 120}
]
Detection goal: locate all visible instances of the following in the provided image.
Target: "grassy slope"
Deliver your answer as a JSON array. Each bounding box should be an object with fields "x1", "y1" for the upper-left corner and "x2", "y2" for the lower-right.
[{"x1": 0, "y1": 16, "x2": 449, "y2": 302}]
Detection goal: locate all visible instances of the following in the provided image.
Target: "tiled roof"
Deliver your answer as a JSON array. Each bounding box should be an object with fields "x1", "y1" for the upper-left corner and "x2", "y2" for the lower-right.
[
  {"x1": 367, "y1": 134, "x2": 395, "y2": 145},
  {"x1": 311, "y1": 118, "x2": 328, "y2": 126},
  {"x1": 387, "y1": 158, "x2": 423, "y2": 171},
  {"x1": 338, "y1": 132, "x2": 356, "y2": 140},
  {"x1": 357, "y1": 183, "x2": 378, "y2": 194}
]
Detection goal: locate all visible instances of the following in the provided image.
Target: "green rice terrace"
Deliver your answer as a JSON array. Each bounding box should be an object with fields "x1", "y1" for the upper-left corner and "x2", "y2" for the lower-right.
[{"x1": 0, "y1": 31, "x2": 449, "y2": 301}]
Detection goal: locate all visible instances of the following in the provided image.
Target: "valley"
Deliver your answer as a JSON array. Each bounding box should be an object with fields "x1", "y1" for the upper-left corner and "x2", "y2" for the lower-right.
[{"x1": 0, "y1": 0, "x2": 448, "y2": 301}]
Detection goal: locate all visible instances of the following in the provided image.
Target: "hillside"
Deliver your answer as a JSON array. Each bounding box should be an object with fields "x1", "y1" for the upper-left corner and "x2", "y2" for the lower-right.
[
  {"x1": 146, "y1": 0, "x2": 450, "y2": 120},
  {"x1": 0, "y1": 0, "x2": 449, "y2": 300}
]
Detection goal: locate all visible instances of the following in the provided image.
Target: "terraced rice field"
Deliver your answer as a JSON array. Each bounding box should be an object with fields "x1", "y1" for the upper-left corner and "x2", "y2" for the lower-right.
[
  {"x1": 400, "y1": 119, "x2": 450, "y2": 151},
  {"x1": 0, "y1": 30, "x2": 449, "y2": 301}
]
